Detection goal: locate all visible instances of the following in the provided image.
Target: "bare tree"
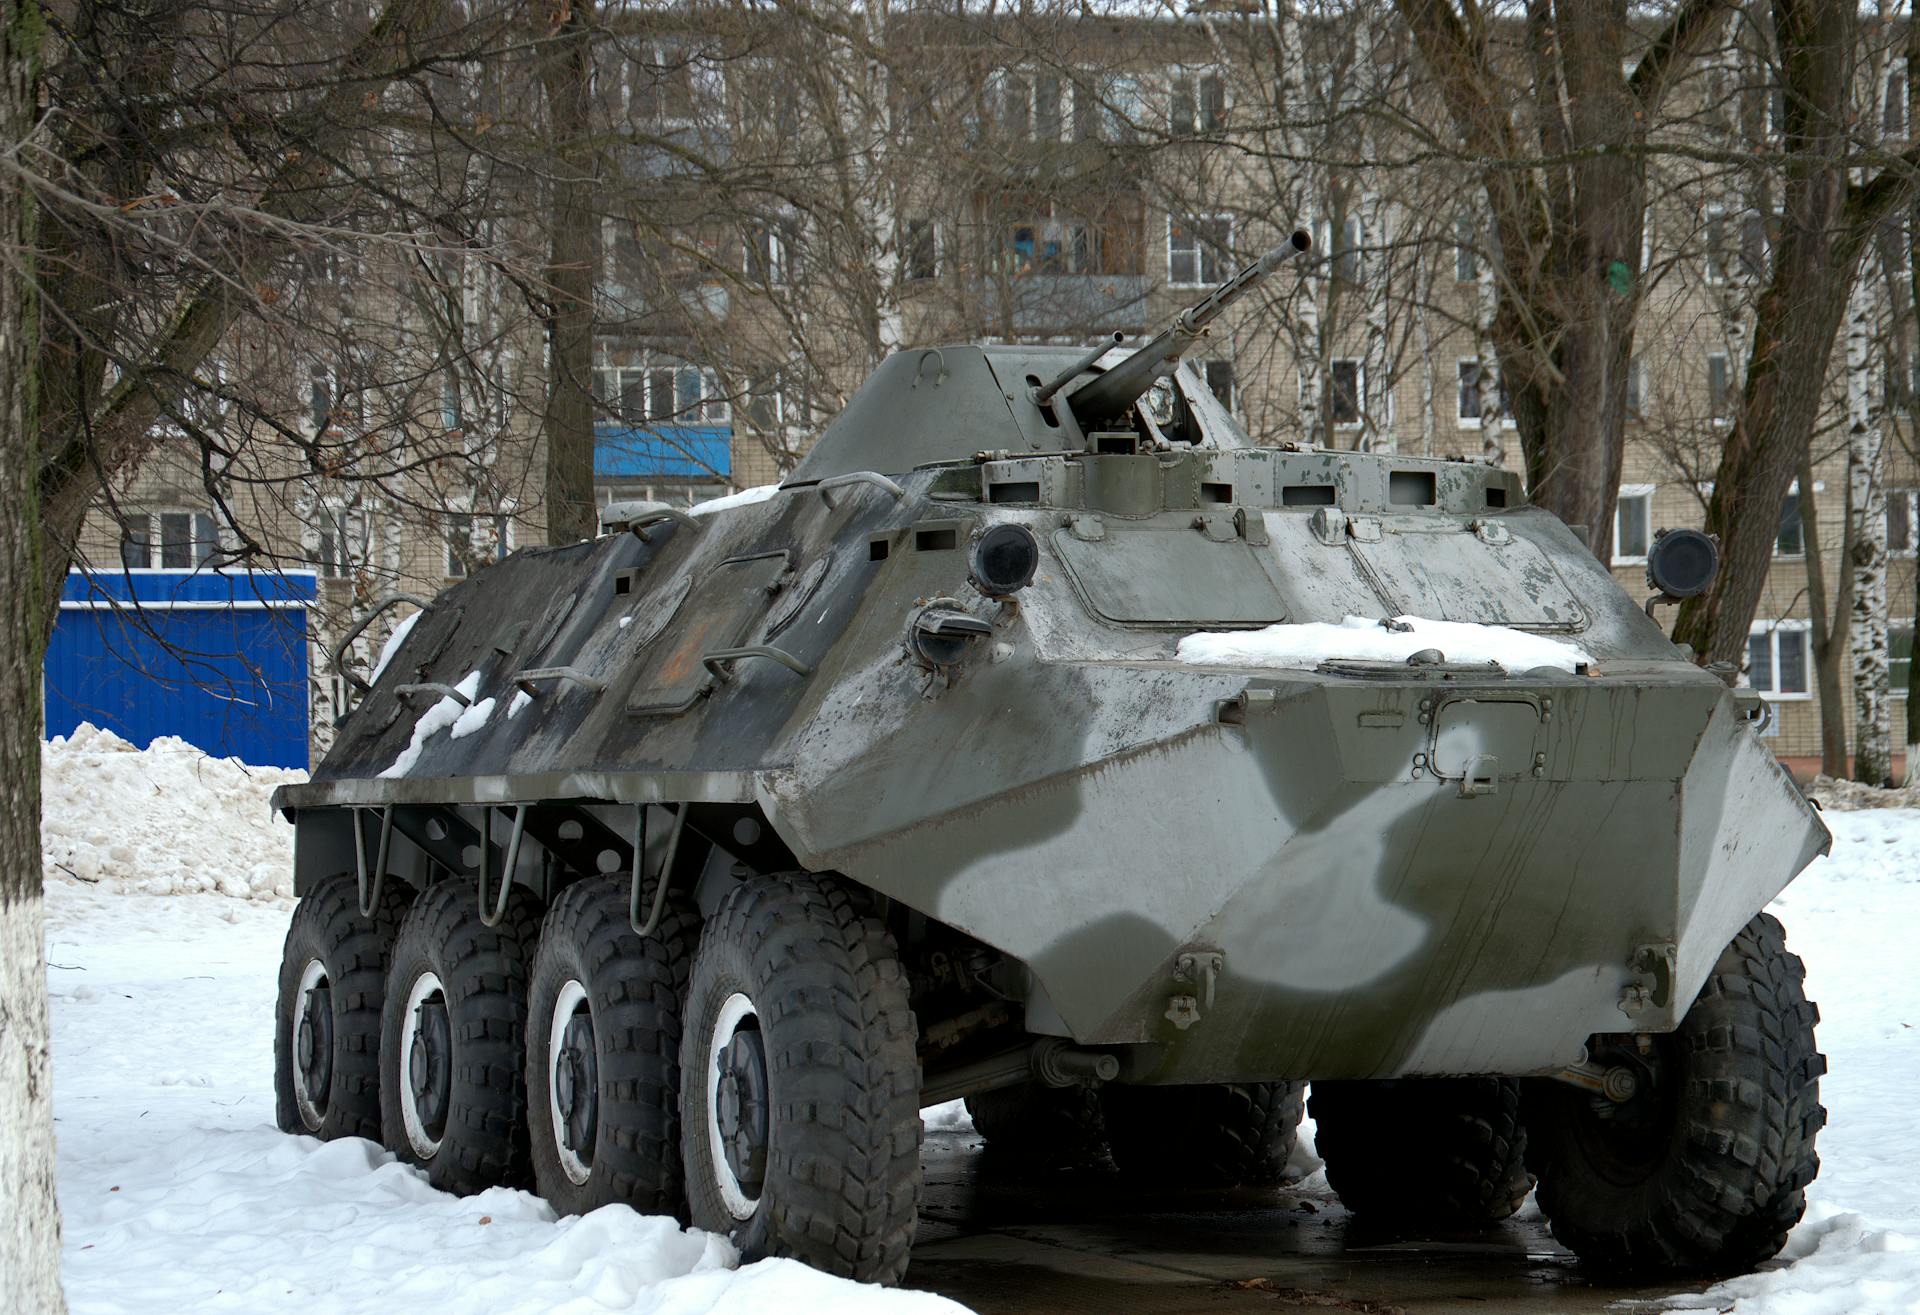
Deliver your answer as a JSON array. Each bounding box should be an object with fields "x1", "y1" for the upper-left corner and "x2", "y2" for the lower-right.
[
  {"x1": 1671, "y1": 0, "x2": 1920, "y2": 668},
  {"x1": 1, "y1": 0, "x2": 66, "y2": 1304}
]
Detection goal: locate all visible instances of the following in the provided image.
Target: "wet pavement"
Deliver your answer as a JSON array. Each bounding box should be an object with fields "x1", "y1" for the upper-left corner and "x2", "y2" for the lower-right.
[{"x1": 909, "y1": 1126, "x2": 1720, "y2": 1314}]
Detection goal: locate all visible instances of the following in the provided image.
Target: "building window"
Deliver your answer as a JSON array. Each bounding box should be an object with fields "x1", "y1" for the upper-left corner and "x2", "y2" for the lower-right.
[
  {"x1": 1739, "y1": 213, "x2": 1768, "y2": 280},
  {"x1": 446, "y1": 511, "x2": 513, "y2": 579},
  {"x1": 1626, "y1": 357, "x2": 1645, "y2": 417},
  {"x1": 1169, "y1": 69, "x2": 1226, "y2": 134},
  {"x1": 994, "y1": 70, "x2": 1067, "y2": 141},
  {"x1": 1888, "y1": 354, "x2": 1918, "y2": 416},
  {"x1": 1168, "y1": 214, "x2": 1231, "y2": 287},
  {"x1": 1708, "y1": 353, "x2": 1731, "y2": 422},
  {"x1": 1457, "y1": 359, "x2": 1483, "y2": 425},
  {"x1": 595, "y1": 358, "x2": 730, "y2": 425},
  {"x1": 1747, "y1": 623, "x2": 1811, "y2": 698},
  {"x1": 1893, "y1": 623, "x2": 1913, "y2": 692},
  {"x1": 744, "y1": 221, "x2": 791, "y2": 285},
  {"x1": 1454, "y1": 214, "x2": 1477, "y2": 282},
  {"x1": 1890, "y1": 486, "x2": 1918, "y2": 556},
  {"x1": 309, "y1": 367, "x2": 334, "y2": 431},
  {"x1": 121, "y1": 510, "x2": 220, "y2": 570},
  {"x1": 1775, "y1": 488, "x2": 1805, "y2": 558},
  {"x1": 743, "y1": 372, "x2": 785, "y2": 430},
  {"x1": 313, "y1": 505, "x2": 370, "y2": 581},
  {"x1": 1329, "y1": 359, "x2": 1363, "y2": 427},
  {"x1": 1888, "y1": 64, "x2": 1908, "y2": 136},
  {"x1": 903, "y1": 220, "x2": 937, "y2": 281},
  {"x1": 1315, "y1": 215, "x2": 1363, "y2": 284},
  {"x1": 1614, "y1": 485, "x2": 1654, "y2": 562},
  {"x1": 1203, "y1": 359, "x2": 1235, "y2": 411},
  {"x1": 440, "y1": 367, "x2": 462, "y2": 430},
  {"x1": 1703, "y1": 206, "x2": 1728, "y2": 284}
]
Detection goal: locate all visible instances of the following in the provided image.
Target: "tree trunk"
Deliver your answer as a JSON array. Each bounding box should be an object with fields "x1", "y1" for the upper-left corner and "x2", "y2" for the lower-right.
[
  {"x1": 1845, "y1": 277, "x2": 1892, "y2": 785},
  {"x1": 1671, "y1": 0, "x2": 1866, "y2": 665},
  {"x1": 538, "y1": 0, "x2": 599, "y2": 547},
  {"x1": 1, "y1": 0, "x2": 64, "y2": 1304},
  {"x1": 1908, "y1": 566, "x2": 1920, "y2": 787},
  {"x1": 1799, "y1": 446, "x2": 1850, "y2": 776}
]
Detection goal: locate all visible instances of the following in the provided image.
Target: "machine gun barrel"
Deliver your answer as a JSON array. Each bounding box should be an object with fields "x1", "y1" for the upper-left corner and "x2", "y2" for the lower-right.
[{"x1": 1062, "y1": 228, "x2": 1311, "y2": 427}]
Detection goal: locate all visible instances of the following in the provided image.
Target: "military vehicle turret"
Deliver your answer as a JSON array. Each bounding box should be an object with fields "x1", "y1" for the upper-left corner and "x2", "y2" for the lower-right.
[{"x1": 271, "y1": 232, "x2": 1828, "y2": 1285}]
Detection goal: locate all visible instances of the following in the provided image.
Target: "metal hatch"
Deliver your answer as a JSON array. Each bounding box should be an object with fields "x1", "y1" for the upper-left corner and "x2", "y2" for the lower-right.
[
  {"x1": 627, "y1": 552, "x2": 790, "y2": 715},
  {"x1": 1052, "y1": 524, "x2": 1288, "y2": 626},
  {"x1": 1349, "y1": 522, "x2": 1587, "y2": 631}
]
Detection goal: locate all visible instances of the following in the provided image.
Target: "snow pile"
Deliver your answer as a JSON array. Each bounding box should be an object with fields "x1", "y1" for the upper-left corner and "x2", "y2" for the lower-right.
[
  {"x1": 1177, "y1": 614, "x2": 1593, "y2": 673},
  {"x1": 379, "y1": 670, "x2": 482, "y2": 777},
  {"x1": 1809, "y1": 774, "x2": 1920, "y2": 811},
  {"x1": 40, "y1": 723, "x2": 304, "y2": 900},
  {"x1": 690, "y1": 484, "x2": 781, "y2": 517},
  {"x1": 450, "y1": 695, "x2": 497, "y2": 740}
]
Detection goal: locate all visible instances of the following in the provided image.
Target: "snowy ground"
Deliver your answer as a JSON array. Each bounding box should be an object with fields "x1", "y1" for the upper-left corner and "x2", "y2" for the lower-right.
[{"x1": 37, "y1": 730, "x2": 1920, "y2": 1313}]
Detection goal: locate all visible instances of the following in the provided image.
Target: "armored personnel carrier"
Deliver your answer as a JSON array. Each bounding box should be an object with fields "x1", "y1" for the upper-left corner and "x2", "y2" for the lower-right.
[{"x1": 272, "y1": 233, "x2": 1828, "y2": 1285}]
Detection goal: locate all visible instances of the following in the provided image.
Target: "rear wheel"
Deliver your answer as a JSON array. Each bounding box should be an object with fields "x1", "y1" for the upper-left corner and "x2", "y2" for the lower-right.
[
  {"x1": 1310, "y1": 1077, "x2": 1533, "y2": 1226},
  {"x1": 274, "y1": 873, "x2": 413, "y2": 1140},
  {"x1": 526, "y1": 874, "x2": 699, "y2": 1218},
  {"x1": 1528, "y1": 913, "x2": 1825, "y2": 1275},
  {"x1": 964, "y1": 1083, "x2": 1107, "y2": 1166},
  {"x1": 680, "y1": 874, "x2": 920, "y2": 1283},
  {"x1": 379, "y1": 879, "x2": 544, "y2": 1195},
  {"x1": 1101, "y1": 1082, "x2": 1307, "y2": 1187}
]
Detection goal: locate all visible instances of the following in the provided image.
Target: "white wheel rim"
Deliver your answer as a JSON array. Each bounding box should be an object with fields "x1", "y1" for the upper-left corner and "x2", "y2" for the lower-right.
[
  {"x1": 707, "y1": 991, "x2": 762, "y2": 1221},
  {"x1": 293, "y1": 958, "x2": 329, "y2": 1130},
  {"x1": 548, "y1": 979, "x2": 593, "y2": 1186},
  {"x1": 398, "y1": 970, "x2": 447, "y2": 1159}
]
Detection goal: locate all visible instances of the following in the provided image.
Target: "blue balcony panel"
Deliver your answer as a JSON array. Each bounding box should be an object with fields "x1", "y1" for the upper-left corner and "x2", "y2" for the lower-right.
[{"x1": 596, "y1": 424, "x2": 732, "y2": 481}]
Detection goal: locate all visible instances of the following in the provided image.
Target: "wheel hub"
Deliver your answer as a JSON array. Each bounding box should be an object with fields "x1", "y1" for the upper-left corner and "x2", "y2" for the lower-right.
[
  {"x1": 554, "y1": 1009, "x2": 598, "y2": 1160},
  {"x1": 408, "y1": 993, "x2": 452, "y2": 1142},
  {"x1": 715, "y1": 1025, "x2": 770, "y2": 1197},
  {"x1": 291, "y1": 960, "x2": 332, "y2": 1129}
]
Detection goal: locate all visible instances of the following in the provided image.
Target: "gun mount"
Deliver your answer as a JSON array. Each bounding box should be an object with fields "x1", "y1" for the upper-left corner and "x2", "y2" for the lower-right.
[{"x1": 1059, "y1": 228, "x2": 1312, "y2": 431}]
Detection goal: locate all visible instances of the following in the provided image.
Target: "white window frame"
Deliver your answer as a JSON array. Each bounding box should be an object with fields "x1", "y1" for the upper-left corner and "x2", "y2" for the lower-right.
[
  {"x1": 1168, "y1": 213, "x2": 1231, "y2": 288},
  {"x1": 1613, "y1": 484, "x2": 1655, "y2": 564},
  {"x1": 1775, "y1": 480, "x2": 1808, "y2": 559},
  {"x1": 745, "y1": 222, "x2": 791, "y2": 286},
  {"x1": 1456, "y1": 357, "x2": 1484, "y2": 428},
  {"x1": 120, "y1": 508, "x2": 221, "y2": 572},
  {"x1": 1703, "y1": 204, "x2": 1729, "y2": 285},
  {"x1": 594, "y1": 356, "x2": 729, "y2": 425},
  {"x1": 1201, "y1": 357, "x2": 1235, "y2": 413},
  {"x1": 1455, "y1": 356, "x2": 1516, "y2": 429},
  {"x1": 1453, "y1": 214, "x2": 1477, "y2": 283},
  {"x1": 1626, "y1": 356, "x2": 1645, "y2": 417},
  {"x1": 1888, "y1": 486, "x2": 1919, "y2": 557},
  {"x1": 312, "y1": 501, "x2": 373, "y2": 582},
  {"x1": 1314, "y1": 214, "x2": 1364, "y2": 284},
  {"x1": 1168, "y1": 67, "x2": 1227, "y2": 135},
  {"x1": 445, "y1": 505, "x2": 517, "y2": 580},
  {"x1": 1746, "y1": 620, "x2": 1813, "y2": 700},
  {"x1": 902, "y1": 218, "x2": 939, "y2": 281},
  {"x1": 1328, "y1": 357, "x2": 1365, "y2": 429},
  {"x1": 1892, "y1": 618, "x2": 1913, "y2": 698},
  {"x1": 1708, "y1": 352, "x2": 1732, "y2": 427}
]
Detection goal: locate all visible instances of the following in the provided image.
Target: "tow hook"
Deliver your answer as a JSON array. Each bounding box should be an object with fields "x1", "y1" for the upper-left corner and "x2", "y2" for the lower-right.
[{"x1": 1166, "y1": 950, "x2": 1224, "y2": 1031}]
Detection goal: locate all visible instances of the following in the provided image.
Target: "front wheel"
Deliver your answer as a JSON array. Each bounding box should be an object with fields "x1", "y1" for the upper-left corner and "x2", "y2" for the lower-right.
[
  {"x1": 1527, "y1": 912, "x2": 1825, "y2": 1275},
  {"x1": 680, "y1": 874, "x2": 921, "y2": 1284}
]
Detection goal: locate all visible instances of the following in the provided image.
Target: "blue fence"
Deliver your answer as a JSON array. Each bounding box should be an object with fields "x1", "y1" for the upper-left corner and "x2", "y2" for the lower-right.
[{"x1": 46, "y1": 570, "x2": 318, "y2": 768}]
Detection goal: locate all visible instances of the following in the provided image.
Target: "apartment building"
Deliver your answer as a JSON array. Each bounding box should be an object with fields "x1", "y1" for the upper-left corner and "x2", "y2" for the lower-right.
[{"x1": 57, "y1": 4, "x2": 1917, "y2": 772}]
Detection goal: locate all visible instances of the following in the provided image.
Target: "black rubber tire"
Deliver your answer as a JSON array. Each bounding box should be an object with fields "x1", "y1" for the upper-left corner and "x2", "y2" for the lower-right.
[
  {"x1": 680, "y1": 873, "x2": 921, "y2": 1283},
  {"x1": 964, "y1": 1082, "x2": 1108, "y2": 1166},
  {"x1": 1310, "y1": 1077, "x2": 1534, "y2": 1225},
  {"x1": 1528, "y1": 912, "x2": 1825, "y2": 1275},
  {"x1": 379, "y1": 878, "x2": 544, "y2": 1195},
  {"x1": 274, "y1": 873, "x2": 414, "y2": 1140},
  {"x1": 1101, "y1": 1082, "x2": 1307, "y2": 1187},
  {"x1": 526, "y1": 874, "x2": 700, "y2": 1218}
]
